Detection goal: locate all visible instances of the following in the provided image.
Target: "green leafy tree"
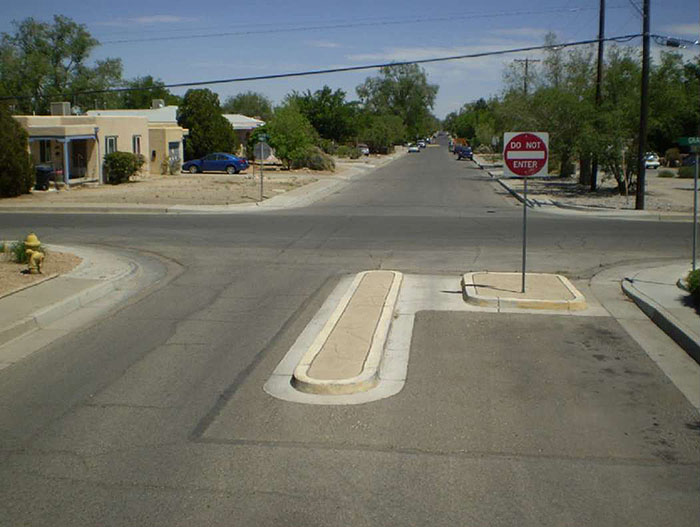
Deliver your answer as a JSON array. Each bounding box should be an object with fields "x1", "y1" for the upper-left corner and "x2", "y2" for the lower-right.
[
  {"x1": 358, "y1": 113, "x2": 406, "y2": 154},
  {"x1": 222, "y1": 91, "x2": 273, "y2": 121},
  {"x1": 120, "y1": 76, "x2": 181, "y2": 109},
  {"x1": 177, "y1": 89, "x2": 237, "y2": 160},
  {"x1": 0, "y1": 15, "x2": 123, "y2": 114},
  {"x1": 286, "y1": 86, "x2": 358, "y2": 143},
  {"x1": 266, "y1": 103, "x2": 317, "y2": 168},
  {"x1": 0, "y1": 104, "x2": 33, "y2": 197},
  {"x1": 356, "y1": 64, "x2": 438, "y2": 139}
]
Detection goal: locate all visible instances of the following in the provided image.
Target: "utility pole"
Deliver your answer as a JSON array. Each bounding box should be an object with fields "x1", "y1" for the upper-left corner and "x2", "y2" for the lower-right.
[
  {"x1": 591, "y1": 0, "x2": 605, "y2": 191},
  {"x1": 514, "y1": 58, "x2": 540, "y2": 96},
  {"x1": 635, "y1": 0, "x2": 650, "y2": 210}
]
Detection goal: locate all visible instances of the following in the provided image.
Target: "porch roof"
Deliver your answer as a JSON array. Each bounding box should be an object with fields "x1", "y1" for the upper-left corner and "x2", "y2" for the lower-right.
[{"x1": 25, "y1": 124, "x2": 97, "y2": 138}]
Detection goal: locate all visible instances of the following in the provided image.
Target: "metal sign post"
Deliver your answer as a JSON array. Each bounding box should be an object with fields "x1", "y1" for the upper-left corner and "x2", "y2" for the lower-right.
[
  {"x1": 253, "y1": 140, "x2": 271, "y2": 203},
  {"x1": 503, "y1": 132, "x2": 549, "y2": 293},
  {"x1": 693, "y1": 147, "x2": 699, "y2": 271}
]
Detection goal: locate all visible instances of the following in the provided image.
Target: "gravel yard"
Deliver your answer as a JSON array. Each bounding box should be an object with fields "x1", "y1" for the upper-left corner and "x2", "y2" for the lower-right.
[{"x1": 0, "y1": 251, "x2": 82, "y2": 298}]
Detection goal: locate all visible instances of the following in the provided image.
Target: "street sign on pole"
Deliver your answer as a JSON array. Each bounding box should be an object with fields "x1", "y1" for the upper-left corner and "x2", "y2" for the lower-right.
[
  {"x1": 254, "y1": 141, "x2": 271, "y2": 202},
  {"x1": 503, "y1": 132, "x2": 550, "y2": 293}
]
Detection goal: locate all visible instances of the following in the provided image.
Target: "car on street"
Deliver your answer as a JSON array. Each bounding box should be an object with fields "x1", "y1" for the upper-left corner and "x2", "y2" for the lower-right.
[
  {"x1": 182, "y1": 153, "x2": 249, "y2": 174},
  {"x1": 357, "y1": 144, "x2": 370, "y2": 156},
  {"x1": 682, "y1": 155, "x2": 698, "y2": 167},
  {"x1": 455, "y1": 144, "x2": 473, "y2": 160},
  {"x1": 407, "y1": 143, "x2": 420, "y2": 153},
  {"x1": 417, "y1": 140, "x2": 426, "y2": 148},
  {"x1": 644, "y1": 153, "x2": 660, "y2": 169}
]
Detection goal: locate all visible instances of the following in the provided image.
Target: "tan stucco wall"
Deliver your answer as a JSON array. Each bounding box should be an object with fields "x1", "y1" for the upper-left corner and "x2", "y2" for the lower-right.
[
  {"x1": 15, "y1": 115, "x2": 151, "y2": 181},
  {"x1": 148, "y1": 123, "x2": 186, "y2": 174}
]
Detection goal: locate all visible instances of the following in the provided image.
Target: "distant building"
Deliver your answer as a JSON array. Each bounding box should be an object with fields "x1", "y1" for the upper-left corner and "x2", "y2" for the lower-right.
[{"x1": 222, "y1": 114, "x2": 265, "y2": 148}]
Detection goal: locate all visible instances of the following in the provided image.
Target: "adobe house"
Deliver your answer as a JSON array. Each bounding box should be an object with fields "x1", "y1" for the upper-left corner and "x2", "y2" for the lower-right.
[{"x1": 14, "y1": 102, "x2": 151, "y2": 186}]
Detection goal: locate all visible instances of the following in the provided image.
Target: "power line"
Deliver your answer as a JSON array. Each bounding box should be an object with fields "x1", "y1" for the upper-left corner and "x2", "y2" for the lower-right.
[
  {"x1": 0, "y1": 33, "x2": 643, "y2": 102},
  {"x1": 99, "y1": 6, "x2": 630, "y2": 45}
]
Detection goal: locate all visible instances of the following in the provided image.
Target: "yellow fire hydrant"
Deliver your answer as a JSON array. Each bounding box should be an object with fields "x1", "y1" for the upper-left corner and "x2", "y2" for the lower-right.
[{"x1": 24, "y1": 233, "x2": 44, "y2": 274}]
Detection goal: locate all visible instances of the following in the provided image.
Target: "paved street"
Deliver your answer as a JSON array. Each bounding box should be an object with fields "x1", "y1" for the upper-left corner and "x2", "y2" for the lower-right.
[{"x1": 1, "y1": 139, "x2": 698, "y2": 526}]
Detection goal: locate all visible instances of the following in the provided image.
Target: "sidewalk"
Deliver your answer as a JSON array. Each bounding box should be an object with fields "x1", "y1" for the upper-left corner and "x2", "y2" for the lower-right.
[
  {"x1": 621, "y1": 262, "x2": 700, "y2": 364},
  {"x1": 0, "y1": 244, "x2": 167, "y2": 370},
  {"x1": 0, "y1": 150, "x2": 406, "y2": 215},
  {"x1": 472, "y1": 154, "x2": 698, "y2": 221}
]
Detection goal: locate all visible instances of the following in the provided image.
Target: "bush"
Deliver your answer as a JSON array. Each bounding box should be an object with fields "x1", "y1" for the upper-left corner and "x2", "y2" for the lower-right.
[
  {"x1": 475, "y1": 144, "x2": 493, "y2": 154},
  {"x1": 10, "y1": 239, "x2": 44, "y2": 263},
  {"x1": 687, "y1": 269, "x2": 700, "y2": 304},
  {"x1": 291, "y1": 145, "x2": 335, "y2": 171},
  {"x1": 104, "y1": 152, "x2": 145, "y2": 184},
  {"x1": 318, "y1": 138, "x2": 337, "y2": 155},
  {"x1": 665, "y1": 148, "x2": 681, "y2": 167},
  {"x1": 657, "y1": 170, "x2": 675, "y2": 178},
  {"x1": 0, "y1": 104, "x2": 34, "y2": 197},
  {"x1": 336, "y1": 145, "x2": 361, "y2": 159},
  {"x1": 678, "y1": 166, "x2": 696, "y2": 179}
]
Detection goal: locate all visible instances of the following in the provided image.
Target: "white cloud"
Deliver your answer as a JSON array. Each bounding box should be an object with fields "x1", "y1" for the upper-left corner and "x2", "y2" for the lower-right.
[
  {"x1": 306, "y1": 40, "x2": 342, "y2": 49},
  {"x1": 94, "y1": 15, "x2": 197, "y2": 27},
  {"x1": 659, "y1": 23, "x2": 700, "y2": 37}
]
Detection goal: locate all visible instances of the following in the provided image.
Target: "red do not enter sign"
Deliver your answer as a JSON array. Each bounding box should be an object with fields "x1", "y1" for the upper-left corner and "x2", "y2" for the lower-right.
[{"x1": 503, "y1": 132, "x2": 549, "y2": 177}]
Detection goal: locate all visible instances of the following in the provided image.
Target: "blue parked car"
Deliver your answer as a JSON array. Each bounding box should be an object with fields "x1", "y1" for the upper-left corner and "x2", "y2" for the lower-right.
[
  {"x1": 182, "y1": 153, "x2": 249, "y2": 174},
  {"x1": 455, "y1": 144, "x2": 473, "y2": 161}
]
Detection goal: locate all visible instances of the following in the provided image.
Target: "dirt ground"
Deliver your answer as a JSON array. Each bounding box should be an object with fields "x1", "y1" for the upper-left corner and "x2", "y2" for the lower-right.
[
  {"x1": 504, "y1": 169, "x2": 696, "y2": 212},
  {"x1": 4, "y1": 170, "x2": 320, "y2": 206},
  {"x1": 0, "y1": 251, "x2": 82, "y2": 298}
]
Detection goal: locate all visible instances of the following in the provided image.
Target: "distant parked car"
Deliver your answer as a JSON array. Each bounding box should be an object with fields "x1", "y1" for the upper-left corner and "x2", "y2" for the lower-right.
[
  {"x1": 417, "y1": 140, "x2": 426, "y2": 148},
  {"x1": 182, "y1": 153, "x2": 249, "y2": 174},
  {"x1": 455, "y1": 144, "x2": 473, "y2": 160},
  {"x1": 644, "y1": 153, "x2": 660, "y2": 169},
  {"x1": 408, "y1": 143, "x2": 420, "y2": 153},
  {"x1": 682, "y1": 155, "x2": 698, "y2": 167},
  {"x1": 357, "y1": 144, "x2": 370, "y2": 156}
]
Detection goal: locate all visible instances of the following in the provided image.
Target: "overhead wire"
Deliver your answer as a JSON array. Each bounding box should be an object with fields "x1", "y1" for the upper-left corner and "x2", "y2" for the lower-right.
[
  {"x1": 0, "y1": 33, "x2": 644, "y2": 102},
  {"x1": 98, "y1": 6, "x2": 631, "y2": 45}
]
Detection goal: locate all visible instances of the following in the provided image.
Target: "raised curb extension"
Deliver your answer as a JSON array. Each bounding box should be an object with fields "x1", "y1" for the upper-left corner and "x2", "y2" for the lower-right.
[
  {"x1": 461, "y1": 271, "x2": 587, "y2": 311},
  {"x1": 622, "y1": 278, "x2": 700, "y2": 365},
  {"x1": 0, "y1": 245, "x2": 137, "y2": 347},
  {"x1": 291, "y1": 270, "x2": 403, "y2": 395}
]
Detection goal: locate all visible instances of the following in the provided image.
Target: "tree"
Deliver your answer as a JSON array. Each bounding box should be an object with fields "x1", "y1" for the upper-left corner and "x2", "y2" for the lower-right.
[
  {"x1": 358, "y1": 113, "x2": 406, "y2": 154},
  {"x1": 266, "y1": 103, "x2": 317, "y2": 168},
  {"x1": 0, "y1": 104, "x2": 33, "y2": 197},
  {"x1": 222, "y1": 91, "x2": 273, "y2": 121},
  {"x1": 356, "y1": 64, "x2": 438, "y2": 139},
  {"x1": 0, "y1": 15, "x2": 123, "y2": 114},
  {"x1": 120, "y1": 76, "x2": 181, "y2": 109},
  {"x1": 287, "y1": 86, "x2": 357, "y2": 143},
  {"x1": 177, "y1": 89, "x2": 237, "y2": 161}
]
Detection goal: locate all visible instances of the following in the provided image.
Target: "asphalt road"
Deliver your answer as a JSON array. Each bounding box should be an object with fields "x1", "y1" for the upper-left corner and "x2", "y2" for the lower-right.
[{"x1": 1, "y1": 139, "x2": 698, "y2": 526}]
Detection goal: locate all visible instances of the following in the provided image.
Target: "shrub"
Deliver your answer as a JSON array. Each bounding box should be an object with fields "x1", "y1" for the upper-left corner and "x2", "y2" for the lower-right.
[
  {"x1": 10, "y1": 239, "x2": 44, "y2": 264},
  {"x1": 336, "y1": 145, "x2": 361, "y2": 159},
  {"x1": 665, "y1": 148, "x2": 681, "y2": 167},
  {"x1": 0, "y1": 104, "x2": 34, "y2": 197},
  {"x1": 687, "y1": 269, "x2": 700, "y2": 304},
  {"x1": 104, "y1": 152, "x2": 145, "y2": 184},
  {"x1": 475, "y1": 144, "x2": 493, "y2": 154},
  {"x1": 678, "y1": 166, "x2": 696, "y2": 179},
  {"x1": 291, "y1": 145, "x2": 335, "y2": 171},
  {"x1": 657, "y1": 170, "x2": 675, "y2": 178},
  {"x1": 318, "y1": 138, "x2": 337, "y2": 155}
]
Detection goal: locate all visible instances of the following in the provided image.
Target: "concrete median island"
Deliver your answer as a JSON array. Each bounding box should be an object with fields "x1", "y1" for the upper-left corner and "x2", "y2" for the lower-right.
[
  {"x1": 461, "y1": 271, "x2": 586, "y2": 311},
  {"x1": 292, "y1": 270, "x2": 403, "y2": 395}
]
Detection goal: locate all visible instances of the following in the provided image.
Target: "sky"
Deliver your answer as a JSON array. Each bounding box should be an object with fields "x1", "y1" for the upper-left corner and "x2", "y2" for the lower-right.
[{"x1": 1, "y1": 0, "x2": 698, "y2": 118}]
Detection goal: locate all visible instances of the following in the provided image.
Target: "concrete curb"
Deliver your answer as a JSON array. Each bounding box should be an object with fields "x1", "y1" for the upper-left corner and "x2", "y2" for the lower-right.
[
  {"x1": 0, "y1": 151, "x2": 407, "y2": 216},
  {"x1": 622, "y1": 277, "x2": 700, "y2": 364},
  {"x1": 292, "y1": 270, "x2": 403, "y2": 395},
  {"x1": 0, "y1": 245, "x2": 137, "y2": 347},
  {"x1": 461, "y1": 272, "x2": 587, "y2": 311}
]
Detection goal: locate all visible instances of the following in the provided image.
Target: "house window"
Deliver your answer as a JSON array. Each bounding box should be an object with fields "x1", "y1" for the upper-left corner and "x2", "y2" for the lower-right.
[
  {"x1": 168, "y1": 141, "x2": 181, "y2": 161},
  {"x1": 39, "y1": 140, "x2": 52, "y2": 163},
  {"x1": 132, "y1": 135, "x2": 141, "y2": 155},
  {"x1": 106, "y1": 136, "x2": 117, "y2": 155}
]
